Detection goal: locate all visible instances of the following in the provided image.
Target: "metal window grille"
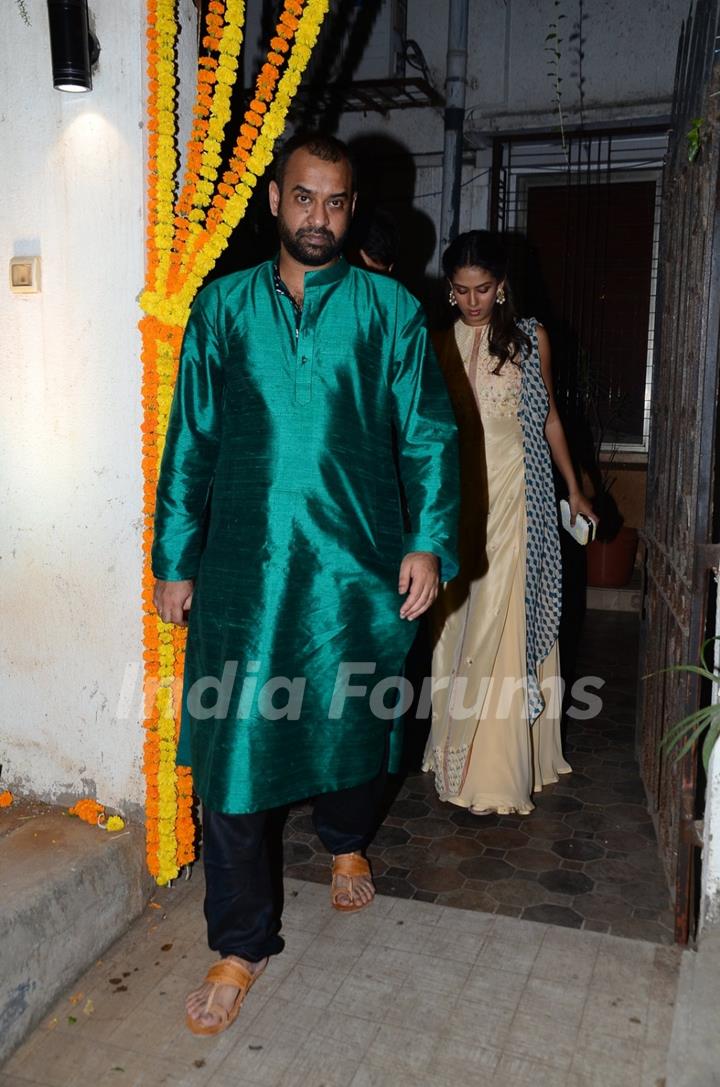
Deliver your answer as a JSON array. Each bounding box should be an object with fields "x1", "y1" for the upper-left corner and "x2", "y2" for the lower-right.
[{"x1": 490, "y1": 129, "x2": 669, "y2": 454}]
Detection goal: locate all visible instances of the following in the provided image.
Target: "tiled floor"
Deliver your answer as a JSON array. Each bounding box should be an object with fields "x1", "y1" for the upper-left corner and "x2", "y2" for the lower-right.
[
  {"x1": 283, "y1": 611, "x2": 675, "y2": 944},
  {"x1": 2, "y1": 877, "x2": 682, "y2": 1087}
]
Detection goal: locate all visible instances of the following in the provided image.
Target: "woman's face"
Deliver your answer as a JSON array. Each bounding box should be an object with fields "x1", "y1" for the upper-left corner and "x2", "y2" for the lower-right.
[{"x1": 449, "y1": 265, "x2": 503, "y2": 326}]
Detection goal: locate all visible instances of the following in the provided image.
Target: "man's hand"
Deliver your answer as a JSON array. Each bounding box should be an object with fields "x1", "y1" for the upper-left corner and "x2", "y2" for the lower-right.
[
  {"x1": 398, "y1": 552, "x2": 439, "y2": 620},
  {"x1": 153, "y1": 579, "x2": 194, "y2": 626}
]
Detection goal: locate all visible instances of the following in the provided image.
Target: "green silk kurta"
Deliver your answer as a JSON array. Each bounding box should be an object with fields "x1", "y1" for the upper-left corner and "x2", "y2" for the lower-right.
[{"x1": 152, "y1": 257, "x2": 459, "y2": 813}]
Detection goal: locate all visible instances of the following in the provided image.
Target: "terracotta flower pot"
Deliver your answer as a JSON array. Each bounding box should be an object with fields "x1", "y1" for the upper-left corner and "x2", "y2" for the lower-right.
[{"x1": 586, "y1": 526, "x2": 639, "y2": 588}]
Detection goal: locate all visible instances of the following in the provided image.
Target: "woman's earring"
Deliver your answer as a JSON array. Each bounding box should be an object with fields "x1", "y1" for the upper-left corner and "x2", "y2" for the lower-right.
[
  {"x1": 496, "y1": 286, "x2": 506, "y2": 305},
  {"x1": 449, "y1": 288, "x2": 458, "y2": 306}
]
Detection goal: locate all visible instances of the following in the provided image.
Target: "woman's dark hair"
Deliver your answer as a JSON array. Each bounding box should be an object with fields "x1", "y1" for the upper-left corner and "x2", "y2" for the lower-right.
[{"x1": 442, "y1": 230, "x2": 530, "y2": 371}]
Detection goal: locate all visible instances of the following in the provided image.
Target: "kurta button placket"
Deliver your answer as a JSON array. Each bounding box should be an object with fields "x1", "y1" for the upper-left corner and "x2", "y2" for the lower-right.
[{"x1": 295, "y1": 314, "x2": 313, "y2": 405}]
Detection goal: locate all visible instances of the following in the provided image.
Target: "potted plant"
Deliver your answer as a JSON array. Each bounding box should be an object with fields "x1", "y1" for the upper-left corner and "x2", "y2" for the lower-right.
[{"x1": 585, "y1": 450, "x2": 639, "y2": 589}]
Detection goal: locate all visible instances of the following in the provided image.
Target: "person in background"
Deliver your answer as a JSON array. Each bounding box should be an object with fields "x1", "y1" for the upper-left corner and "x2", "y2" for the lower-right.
[
  {"x1": 424, "y1": 230, "x2": 596, "y2": 816},
  {"x1": 346, "y1": 205, "x2": 399, "y2": 275}
]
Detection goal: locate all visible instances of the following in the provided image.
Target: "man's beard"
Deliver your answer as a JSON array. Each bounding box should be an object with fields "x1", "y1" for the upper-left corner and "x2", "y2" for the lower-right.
[{"x1": 277, "y1": 213, "x2": 346, "y2": 266}]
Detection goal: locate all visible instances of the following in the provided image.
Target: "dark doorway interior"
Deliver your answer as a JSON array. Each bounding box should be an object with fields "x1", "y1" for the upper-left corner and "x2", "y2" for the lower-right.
[
  {"x1": 489, "y1": 129, "x2": 667, "y2": 458},
  {"x1": 524, "y1": 179, "x2": 656, "y2": 448}
]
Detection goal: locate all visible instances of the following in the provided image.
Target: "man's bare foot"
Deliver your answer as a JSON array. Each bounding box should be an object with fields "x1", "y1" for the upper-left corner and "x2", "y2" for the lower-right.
[
  {"x1": 185, "y1": 955, "x2": 268, "y2": 1032},
  {"x1": 332, "y1": 852, "x2": 375, "y2": 909}
]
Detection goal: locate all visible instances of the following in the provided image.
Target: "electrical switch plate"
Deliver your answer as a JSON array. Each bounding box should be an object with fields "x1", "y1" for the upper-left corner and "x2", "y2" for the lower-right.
[{"x1": 10, "y1": 256, "x2": 41, "y2": 294}]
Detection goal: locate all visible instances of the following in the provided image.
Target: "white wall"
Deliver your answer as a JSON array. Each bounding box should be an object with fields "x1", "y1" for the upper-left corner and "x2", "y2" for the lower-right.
[
  {"x1": 334, "y1": 0, "x2": 688, "y2": 147},
  {"x1": 0, "y1": 2, "x2": 165, "y2": 813},
  {"x1": 700, "y1": 631, "x2": 720, "y2": 932},
  {"x1": 463, "y1": 0, "x2": 687, "y2": 137},
  {"x1": 701, "y1": 743, "x2": 720, "y2": 930},
  {"x1": 325, "y1": 0, "x2": 688, "y2": 270}
]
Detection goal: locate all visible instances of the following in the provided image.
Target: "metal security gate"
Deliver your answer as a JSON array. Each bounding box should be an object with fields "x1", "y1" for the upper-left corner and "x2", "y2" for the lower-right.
[{"x1": 638, "y1": 0, "x2": 720, "y2": 944}]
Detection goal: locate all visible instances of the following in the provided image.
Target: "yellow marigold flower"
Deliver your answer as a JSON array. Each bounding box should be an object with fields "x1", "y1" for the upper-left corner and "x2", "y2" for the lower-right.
[
  {"x1": 140, "y1": 0, "x2": 330, "y2": 887},
  {"x1": 105, "y1": 816, "x2": 125, "y2": 832}
]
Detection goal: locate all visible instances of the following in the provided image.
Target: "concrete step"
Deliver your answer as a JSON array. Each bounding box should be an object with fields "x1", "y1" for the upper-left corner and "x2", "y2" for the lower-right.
[
  {"x1": 0, "y1": 810, "x2": 151, "y2": 1063},
  {"x1": 667, "y1": 923, "x2": 720, "y2": 1086},
  {"x1": 586, "y1": 567, "x2": 643, "y2": 612}
]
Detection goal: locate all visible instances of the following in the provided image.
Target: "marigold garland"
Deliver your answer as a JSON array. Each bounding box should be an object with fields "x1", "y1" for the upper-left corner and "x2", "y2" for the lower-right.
[{"x1": 140, "y1": 0, "x2": 330, "y2": 884}]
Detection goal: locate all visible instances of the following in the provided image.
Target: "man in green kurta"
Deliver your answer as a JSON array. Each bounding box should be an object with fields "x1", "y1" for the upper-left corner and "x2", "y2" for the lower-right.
[{"x1": 152, "y1": 133, "x2": 459, "y2": 1034}]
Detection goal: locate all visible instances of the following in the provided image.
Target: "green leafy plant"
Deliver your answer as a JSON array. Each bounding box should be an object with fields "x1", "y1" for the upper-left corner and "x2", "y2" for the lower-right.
[
  {"x1": 688, "y1": 118, "x2": 704, "y2": 163},
  {"x1": 657, "y1": 637, "x2": 720, "y2": 770},
  {"x1": 545, "y1": 0, "x2": 568, "y2": 159}
]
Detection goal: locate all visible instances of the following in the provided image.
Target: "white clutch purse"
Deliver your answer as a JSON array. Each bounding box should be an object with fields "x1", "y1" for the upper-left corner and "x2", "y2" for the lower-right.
[{"x1": 559, "y1": 499, "x2": 597, "y2": 546}]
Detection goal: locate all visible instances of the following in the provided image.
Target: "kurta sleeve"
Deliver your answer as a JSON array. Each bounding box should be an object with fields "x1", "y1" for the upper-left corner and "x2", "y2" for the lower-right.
[
  {"x1": 151, "y1": 294, "x2": 225, "y2": 581},
  {"x1": 390, "y1": 294, "x2": 460, "y2": 581}
]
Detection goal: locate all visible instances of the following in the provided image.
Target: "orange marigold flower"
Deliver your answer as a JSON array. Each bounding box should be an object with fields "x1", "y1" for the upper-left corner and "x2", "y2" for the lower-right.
[
  {"x1": 0, "y1": 790, "x2": 13, "y2": 808},
  {"x1": 69, "y1": 798, "x2": 105, "y2": 825},
  {"x1": 279, "y1": 11, "x2": 300, "y2": 31}
]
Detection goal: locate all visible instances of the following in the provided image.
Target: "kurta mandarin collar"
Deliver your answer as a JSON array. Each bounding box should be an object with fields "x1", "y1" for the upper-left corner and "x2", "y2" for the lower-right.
[
  {"x1": 303, "y1": 255, "x2": 350, "y2": 288},
  {"x1": 273, "y1": 253, "x2": 351, "y2": 292}
]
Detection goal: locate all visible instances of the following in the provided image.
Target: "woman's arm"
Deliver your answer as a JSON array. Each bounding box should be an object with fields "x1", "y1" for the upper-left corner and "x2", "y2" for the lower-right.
[{"x1": 536, "y1": 324, "x2": 597, "y2": 525}]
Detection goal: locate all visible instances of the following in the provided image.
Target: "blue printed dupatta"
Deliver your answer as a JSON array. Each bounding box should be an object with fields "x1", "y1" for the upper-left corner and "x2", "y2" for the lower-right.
[{"x1": 518, "y1": 318, "x2": 562, "y2": 723}]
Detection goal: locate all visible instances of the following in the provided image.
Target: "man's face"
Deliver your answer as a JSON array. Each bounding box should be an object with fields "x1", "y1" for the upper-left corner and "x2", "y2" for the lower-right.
[{"x1": 269, "y1": 148, "x2": 355, "y2": 267}]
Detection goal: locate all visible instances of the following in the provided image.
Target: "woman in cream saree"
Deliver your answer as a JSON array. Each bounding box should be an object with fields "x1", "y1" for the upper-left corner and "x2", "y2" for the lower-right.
[{"x1": 424, "y1": 231, "x2": 595, "y2": 815}]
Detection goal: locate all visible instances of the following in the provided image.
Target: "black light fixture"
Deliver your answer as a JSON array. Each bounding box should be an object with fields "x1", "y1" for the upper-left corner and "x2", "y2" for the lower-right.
[{"x1": 47, "y1": 0, "x2": 100, "y2": 93}]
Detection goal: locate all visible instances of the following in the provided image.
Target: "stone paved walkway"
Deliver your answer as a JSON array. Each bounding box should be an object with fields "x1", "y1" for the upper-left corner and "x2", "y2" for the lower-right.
[
  {"x1": 1, "y1": 876, "x2": 682, "y2": 1087},
  {"x1": 284, "y1": 611, "x2": 674, "y2": 943}
]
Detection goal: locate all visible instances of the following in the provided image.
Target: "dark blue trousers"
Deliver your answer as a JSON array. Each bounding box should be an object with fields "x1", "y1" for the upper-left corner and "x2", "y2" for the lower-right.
[{"x1": 202, "y1": 769, "x2": 385, "y2": 962}]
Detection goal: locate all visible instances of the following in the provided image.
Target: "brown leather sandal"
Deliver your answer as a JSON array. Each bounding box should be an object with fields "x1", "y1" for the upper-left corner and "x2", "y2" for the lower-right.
[
  {"x1": 185, "y1": 957, "x2": 266, "y2": 1036},
  {"x1": 331, "y1": 852, "x2": 375, "y2": 913}
]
